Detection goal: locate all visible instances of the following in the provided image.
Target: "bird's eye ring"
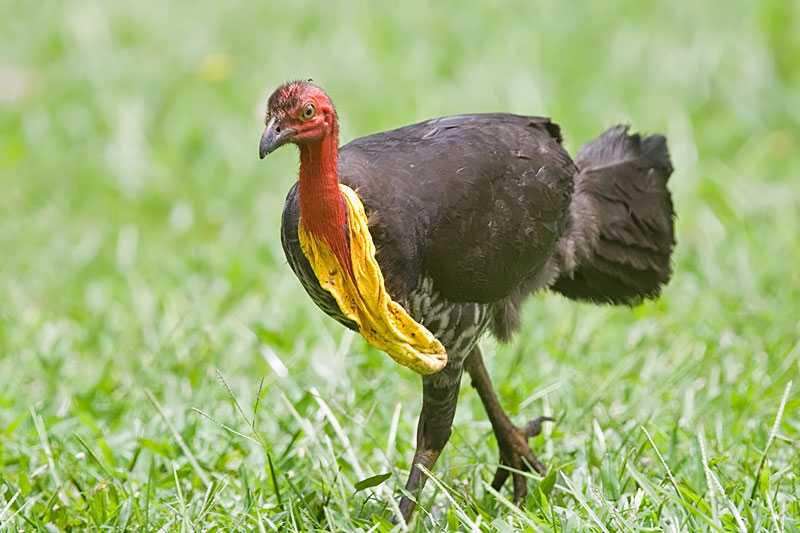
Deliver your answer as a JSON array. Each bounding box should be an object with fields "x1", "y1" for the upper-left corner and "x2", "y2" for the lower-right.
[{"x1": 301, "y1": 102, "x2": 316, "y2": 120}]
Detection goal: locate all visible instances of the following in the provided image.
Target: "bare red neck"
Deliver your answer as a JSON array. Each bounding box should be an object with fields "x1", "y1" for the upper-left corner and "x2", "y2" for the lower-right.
[{"x1": 297, "y1": 123, "x2": 354, "y2": 278}]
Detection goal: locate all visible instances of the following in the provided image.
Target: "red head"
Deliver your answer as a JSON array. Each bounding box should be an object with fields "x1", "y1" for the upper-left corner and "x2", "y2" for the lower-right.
[
  {"x1": 259, "y1": 80, "x2": 353, "y2": 278},
  {"x1": 259, "y1": 81, "x2": 337, "y2": 158}
]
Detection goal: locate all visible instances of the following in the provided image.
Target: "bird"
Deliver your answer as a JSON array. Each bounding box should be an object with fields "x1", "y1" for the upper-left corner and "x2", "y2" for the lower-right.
[{"x1": 258, "y1": 80, "x2": 675, "y2": 523}]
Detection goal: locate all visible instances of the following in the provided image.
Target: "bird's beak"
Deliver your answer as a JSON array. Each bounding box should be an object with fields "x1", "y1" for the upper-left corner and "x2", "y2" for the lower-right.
[{"x1": 259, "y1": 116, "x2": 295, "y2": 159}]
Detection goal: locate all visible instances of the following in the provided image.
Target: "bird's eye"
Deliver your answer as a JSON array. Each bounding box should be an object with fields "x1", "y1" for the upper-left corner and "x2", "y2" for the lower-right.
[{"x1": 301, "y1": 102, "x2": 316, "y2": 120}]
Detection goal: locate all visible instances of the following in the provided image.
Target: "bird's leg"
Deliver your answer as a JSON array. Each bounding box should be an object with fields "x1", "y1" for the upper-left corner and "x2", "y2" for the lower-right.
[
  {"x1": 397, "y1": 363, "x2": 463, "y2": 524},
  {"x1": 463, "y1": 347, "x2": 552, "y2": 504}
]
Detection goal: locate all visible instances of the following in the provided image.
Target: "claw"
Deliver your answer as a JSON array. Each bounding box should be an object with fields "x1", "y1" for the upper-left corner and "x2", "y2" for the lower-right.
[{"x1": 489, "y1": 415, "x2": 553, "y2": 502}]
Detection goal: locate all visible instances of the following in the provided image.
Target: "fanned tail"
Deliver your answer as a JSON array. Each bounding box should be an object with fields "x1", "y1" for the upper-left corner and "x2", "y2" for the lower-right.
[{"x1": 552, "y1": 125, "x2": 675, "y2": 304}]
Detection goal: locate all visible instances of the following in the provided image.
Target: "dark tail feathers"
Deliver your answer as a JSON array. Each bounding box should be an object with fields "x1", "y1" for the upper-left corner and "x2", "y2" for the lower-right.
[{"x1": 552, "y1": 125, "x2": 675, "y2": 305}]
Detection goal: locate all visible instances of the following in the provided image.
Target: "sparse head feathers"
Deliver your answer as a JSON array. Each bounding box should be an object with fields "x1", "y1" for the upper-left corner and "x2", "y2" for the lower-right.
[{"x1": 267, "y1": 80, "x2": 334, "y2": 117}]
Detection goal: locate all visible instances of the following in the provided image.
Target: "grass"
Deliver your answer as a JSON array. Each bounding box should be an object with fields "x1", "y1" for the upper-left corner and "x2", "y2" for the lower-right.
[{"x1": 1, "y1": 0, "x2": 799, "y2": 530}]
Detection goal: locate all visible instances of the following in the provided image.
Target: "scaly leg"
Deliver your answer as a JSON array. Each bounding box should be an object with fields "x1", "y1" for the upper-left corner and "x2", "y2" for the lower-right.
[
  {"x1": 464, "y1": 346, "x2": 552, "y2": 503},
  {"x1": 397, "y1": 363, "x2": 463, "y2": 524}
]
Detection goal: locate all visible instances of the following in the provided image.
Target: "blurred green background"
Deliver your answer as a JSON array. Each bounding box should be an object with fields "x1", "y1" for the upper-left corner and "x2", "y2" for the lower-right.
[{"x1": 1, "y1": 0, "x2": 798, "y2": 530}]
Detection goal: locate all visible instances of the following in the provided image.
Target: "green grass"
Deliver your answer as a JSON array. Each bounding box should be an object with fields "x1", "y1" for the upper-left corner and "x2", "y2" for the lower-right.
[{"x1": 1, "y1": 0, "x2": 799, "y2": 530}]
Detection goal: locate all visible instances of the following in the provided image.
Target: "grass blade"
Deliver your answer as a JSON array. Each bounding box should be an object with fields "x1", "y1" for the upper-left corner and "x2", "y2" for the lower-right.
[{"x1": 145, "y1": 389, "x2": 211, "y2": 488}]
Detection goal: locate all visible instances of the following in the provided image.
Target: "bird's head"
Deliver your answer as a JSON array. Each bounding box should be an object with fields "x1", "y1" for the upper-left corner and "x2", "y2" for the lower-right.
[{"x1": 259, "y1": 80, "x2": 336, "y2": 159}]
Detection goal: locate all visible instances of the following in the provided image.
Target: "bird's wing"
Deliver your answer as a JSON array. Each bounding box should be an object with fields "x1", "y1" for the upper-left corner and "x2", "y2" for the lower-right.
[{"x1": 339, "y1": 113, "x2": 576, "y2": 303}]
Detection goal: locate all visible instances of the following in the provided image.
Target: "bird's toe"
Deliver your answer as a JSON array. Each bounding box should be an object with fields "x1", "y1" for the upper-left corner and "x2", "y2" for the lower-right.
[
  {"x1": 524, "y1": 415, "x2": 554, "y2": 438},
  {"x1": 489, "y1": 416, "x2": 551, "y2": 501}
]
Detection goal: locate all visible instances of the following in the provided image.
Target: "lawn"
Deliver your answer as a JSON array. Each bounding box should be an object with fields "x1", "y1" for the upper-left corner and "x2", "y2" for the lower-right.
[{"x1": 1, "y1": 0, "x2": 798, "y2": 530}]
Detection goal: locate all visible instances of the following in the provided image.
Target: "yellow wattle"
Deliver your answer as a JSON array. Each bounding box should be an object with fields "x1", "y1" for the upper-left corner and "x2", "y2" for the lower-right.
[{"x1": 297, "y1": 184, "x2": 447, "y2": 375}]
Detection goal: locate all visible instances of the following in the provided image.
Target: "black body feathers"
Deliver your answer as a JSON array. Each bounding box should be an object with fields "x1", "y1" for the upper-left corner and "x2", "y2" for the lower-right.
[{"x1": 281, "y1": 114, "x2": 674, "y2": 345}]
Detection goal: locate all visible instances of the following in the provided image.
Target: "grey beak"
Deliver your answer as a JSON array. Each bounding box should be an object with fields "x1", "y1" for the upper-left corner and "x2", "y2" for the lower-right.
[{"x1": 259, "y1": 116, "x2": 295, "y2": 159}]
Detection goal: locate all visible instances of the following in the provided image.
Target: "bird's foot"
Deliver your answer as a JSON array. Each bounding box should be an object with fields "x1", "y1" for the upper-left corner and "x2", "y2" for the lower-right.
[{"x1": 489, "y1": 415, "x2": 553, "y2": 503}]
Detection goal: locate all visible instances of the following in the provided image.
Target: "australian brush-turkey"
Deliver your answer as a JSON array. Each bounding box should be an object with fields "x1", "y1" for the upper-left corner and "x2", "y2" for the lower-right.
[{"x1": 258, "y1": 80, "x2": 675, "y2": 522}]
